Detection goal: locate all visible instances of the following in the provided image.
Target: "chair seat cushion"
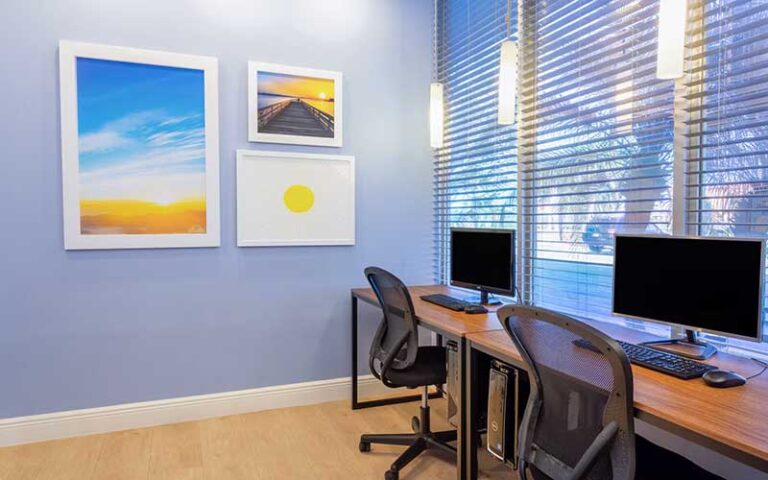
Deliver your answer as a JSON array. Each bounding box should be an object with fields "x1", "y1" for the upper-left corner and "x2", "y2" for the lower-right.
[{"x1": 384, "y1": 346, "x2": 447, "y2": 388}]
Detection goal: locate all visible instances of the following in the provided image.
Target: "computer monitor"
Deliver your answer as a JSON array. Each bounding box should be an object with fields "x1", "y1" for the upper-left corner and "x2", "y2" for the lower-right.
[
  {"x1": 613, "y1": 234, "x2": 764, "y2": 359},
  {"x1": 450, "y1": 228, "x2": 515, "y2": 304}
]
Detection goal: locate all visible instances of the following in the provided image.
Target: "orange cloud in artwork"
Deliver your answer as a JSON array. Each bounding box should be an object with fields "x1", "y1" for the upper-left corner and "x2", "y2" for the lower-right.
[{"x1": 80, "y1": 198, "x2": 206, "y2": 235}]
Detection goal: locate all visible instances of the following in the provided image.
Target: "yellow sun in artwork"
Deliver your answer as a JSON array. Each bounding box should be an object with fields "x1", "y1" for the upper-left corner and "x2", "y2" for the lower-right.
[{"x1": 283, "y1": 184, "x2": 315, "y2": 213}]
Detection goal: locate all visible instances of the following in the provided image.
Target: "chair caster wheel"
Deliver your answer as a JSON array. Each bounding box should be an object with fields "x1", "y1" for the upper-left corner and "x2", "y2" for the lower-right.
[
  {"x1": 359, "y1": 441, "x2": 371, "y2": 453},
  {"x1": 411, "y1": 416, "x2": 420, "y2": 432},
  {"x1": 385, "y1": 469, "x2": 398, "y2": 480}
]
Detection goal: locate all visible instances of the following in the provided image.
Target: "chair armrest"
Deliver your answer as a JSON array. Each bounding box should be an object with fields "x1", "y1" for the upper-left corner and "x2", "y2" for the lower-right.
[
  {"x1": 567, "y1": 421, "x2": 619, "y2": 480},
  {"x1": 378, "y1": 332, "x2": 411, "y2": 387}
]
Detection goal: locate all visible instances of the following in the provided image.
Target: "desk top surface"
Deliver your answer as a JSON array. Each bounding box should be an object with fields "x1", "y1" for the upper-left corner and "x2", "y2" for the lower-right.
[
  {"x1": 467, "y1": 324, "x2": 768, "y2": 469},
  {"x1": 351, "y1": 285, "x2": 506, "y2": 337}
]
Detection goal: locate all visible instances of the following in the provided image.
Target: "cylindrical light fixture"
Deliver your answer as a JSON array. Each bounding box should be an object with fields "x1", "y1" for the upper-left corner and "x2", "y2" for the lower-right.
[
  {"x1": 498, "y1": 40, "x2": 518, "y2": 125},
  {"x1": 430, "y1": 82, "x2": 444, "y2": 148},
  {"x1": 656, "y1": 0, "x2": 687, "y2": 79}
]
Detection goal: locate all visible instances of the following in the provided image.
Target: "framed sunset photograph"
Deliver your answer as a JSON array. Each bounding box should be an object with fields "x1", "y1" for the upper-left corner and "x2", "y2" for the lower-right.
[
  {"x1": 248, "y1": 62, "x2": 342, "y2": 147},
  {"x1": 59, "y1": 41, "x2": 220, "y2": 250}
]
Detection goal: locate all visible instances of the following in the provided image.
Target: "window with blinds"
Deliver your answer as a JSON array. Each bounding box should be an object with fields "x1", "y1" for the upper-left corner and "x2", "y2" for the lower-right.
[
  {"x1": 518, "y1": 0, "x2": 675, "y2": 321},
  {"x1": 684, "y1": 0, "x2": 768, "y2": 350},
  {"x1": 433, "y1": 0, "x2": 518, "y2": 284},
  {"x1": 434, "y1": 0, "x2": 768, "y2": 353}
]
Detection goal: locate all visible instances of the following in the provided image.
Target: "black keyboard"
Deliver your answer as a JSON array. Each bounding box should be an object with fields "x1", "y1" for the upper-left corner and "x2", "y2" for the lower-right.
[
  {"x1": 420, "y1": 294, "x2": 471, "y2": 311},
  {"x1": 573, "y1": 338, "x2": 717, "y2": 380}
]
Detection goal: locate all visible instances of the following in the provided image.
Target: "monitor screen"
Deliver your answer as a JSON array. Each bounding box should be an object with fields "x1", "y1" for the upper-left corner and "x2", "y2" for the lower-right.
[
  {"x1": 613, "y1": 235, "x2": 764, "y2": 340},
  {"x1": 450, "y1": 229, "x2": 515, "y2": 295}
]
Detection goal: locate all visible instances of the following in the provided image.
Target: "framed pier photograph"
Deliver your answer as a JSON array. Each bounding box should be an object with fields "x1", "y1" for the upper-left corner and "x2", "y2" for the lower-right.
[{"x1": 248, "y1": 62, "x2": 342, "y2": 147}]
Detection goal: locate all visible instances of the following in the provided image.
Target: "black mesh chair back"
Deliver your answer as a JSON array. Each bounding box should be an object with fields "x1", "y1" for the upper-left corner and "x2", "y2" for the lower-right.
[
  {"x1": 364, "y1": 267, "x2": 419, "y2": 387},
  {"x1": 498, "y1": 305, "x2": 635, "y2": 480}
]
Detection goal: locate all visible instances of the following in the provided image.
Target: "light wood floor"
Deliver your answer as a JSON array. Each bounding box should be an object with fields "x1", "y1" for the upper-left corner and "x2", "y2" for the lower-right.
[{"x1": 0, "y1": 398, "x2": 513, "y2": 480}]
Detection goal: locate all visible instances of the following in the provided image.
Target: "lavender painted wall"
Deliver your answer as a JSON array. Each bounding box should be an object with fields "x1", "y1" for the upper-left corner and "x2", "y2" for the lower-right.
[{"x1": 0, "y1": 0, "x2": 434, "y2": 418}]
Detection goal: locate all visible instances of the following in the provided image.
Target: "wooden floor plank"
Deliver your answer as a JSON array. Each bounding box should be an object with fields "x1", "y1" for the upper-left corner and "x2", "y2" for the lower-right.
[
  {"x1": 90, "y1": 429, "x2": 152, "y2": 480},
  {"x1": 199, "y1": 414, "x2": 262, "y2": 480},
  {"x1": 147, "y1": 422, "x2": 203, "y2": 480},
  {"x1": 0, "y1": 399, "x2": 514, "y2": 480},
  {"x1": 0, "y1": 442, "x2": 50, "y2": 480},
  {"x1": 46, "y1": 436, "x2": 103, "y2": 480}
]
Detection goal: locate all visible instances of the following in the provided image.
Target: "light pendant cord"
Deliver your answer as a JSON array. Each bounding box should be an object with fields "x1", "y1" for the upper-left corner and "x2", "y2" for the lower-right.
[
  {"x1": 506, "y1": 0, "x2": 512, "y2": 40},
  {"x1": 433, "y1": 0, "x2": 439, "y2": 82}
]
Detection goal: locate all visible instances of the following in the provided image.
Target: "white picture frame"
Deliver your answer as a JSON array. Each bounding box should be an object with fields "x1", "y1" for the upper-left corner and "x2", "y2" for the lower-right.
[
  {"x1": 236, "y1": 150, "x2": 355, "y2": 247},
  {"x1": 59, "y1": 41, "x2": 220, "y2": 250},
  {"x1": 248, "y1": 62, "x2": 343, "y2": 147}
]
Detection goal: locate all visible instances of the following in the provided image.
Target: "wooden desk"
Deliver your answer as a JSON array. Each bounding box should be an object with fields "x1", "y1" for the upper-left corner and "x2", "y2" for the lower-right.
[
  {"x1": 351, "y1": 285, "x2": 504, "y2": 338},
  {"x1": 466, "y1": 323, "x2": 768, "y2": 477},
  {"x1": 350, "y1": 285, "x2": 506, "y2": 480}
]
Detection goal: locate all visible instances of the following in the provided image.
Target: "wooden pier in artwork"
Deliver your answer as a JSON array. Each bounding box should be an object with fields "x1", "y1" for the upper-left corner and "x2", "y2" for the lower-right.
[{"x1": 258, "y1": 99, "x2": 334, "y2": 138}]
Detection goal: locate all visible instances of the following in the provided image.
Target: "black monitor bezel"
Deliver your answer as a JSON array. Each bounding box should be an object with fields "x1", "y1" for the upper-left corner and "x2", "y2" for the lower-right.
[
  {"x1": 611, "y1": 234, "x2": 765, "y2": 342},
  {"x1": 449, "y1": 227, "x2": 516, "y2": 297}
]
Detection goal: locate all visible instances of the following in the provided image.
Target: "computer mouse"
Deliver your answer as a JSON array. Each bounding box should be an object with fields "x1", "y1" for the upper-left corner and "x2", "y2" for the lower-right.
[
  {"x1": 702, "y1": 369, "x2": 746, "y2": 388},
  {"x1": 464, "y1": 305, "x2": 488, "y2": 314}
]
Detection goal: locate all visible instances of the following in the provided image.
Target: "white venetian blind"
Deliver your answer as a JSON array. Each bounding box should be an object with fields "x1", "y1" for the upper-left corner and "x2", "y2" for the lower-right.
[
  {"x1": 684, "y1": 0, "x2": 768, "y2": 347},
  {"x1": 519, "y1": 0, "x2": 676, "y2": 319},
  {"x1": 433, "y1": 0, "x2": 518, "y2": 283}
]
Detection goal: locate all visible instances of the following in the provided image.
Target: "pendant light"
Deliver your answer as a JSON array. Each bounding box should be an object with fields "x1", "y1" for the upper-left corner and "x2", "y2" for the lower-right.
[
  {"x1": 429, "y1": 0, "x2": 444, "y2": 148},
  {"x1": 498, "y1": 0, "x2": 517, "y2": 125},
  {"x1": 656, "y1": 0, "x2": 687, "y2": 79},
  {"x1": 429, "y1": 83, "x2": 444, "y2": 148}
]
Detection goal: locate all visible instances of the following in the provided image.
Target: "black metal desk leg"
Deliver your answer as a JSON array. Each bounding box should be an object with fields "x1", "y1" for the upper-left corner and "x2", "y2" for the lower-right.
[
  {"x1": 465, "y1": 345, "x2": 480, "y2": 480},
  {"x1": 457, "y1": 337, "x2": 468, "y2": 480},
  {"x1": 351, "y1": 294, "x2": 359, "y2": 409}
]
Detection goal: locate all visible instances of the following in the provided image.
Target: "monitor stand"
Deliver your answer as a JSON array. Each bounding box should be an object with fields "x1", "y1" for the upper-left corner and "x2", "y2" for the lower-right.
[
  {"x1": 640, "y1": 329, "x2": 717, "y2": 360},
  {"x1": 469, "y1": 290, "x2": 502, "y2": 306}
]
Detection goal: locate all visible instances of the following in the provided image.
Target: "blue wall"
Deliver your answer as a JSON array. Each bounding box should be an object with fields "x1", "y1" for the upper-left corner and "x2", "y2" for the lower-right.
[{"x1": 0, "y1": 0, "x2": 434, "y2": 418}]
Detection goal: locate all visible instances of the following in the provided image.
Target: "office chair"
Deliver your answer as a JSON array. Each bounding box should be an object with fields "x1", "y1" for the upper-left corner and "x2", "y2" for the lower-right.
[
  {"x1": 498, "y1": 304, "x2": 724, "y2": 480},
  {"x1": 358, "y1": 267, "x2": 457, "y2": 480}
]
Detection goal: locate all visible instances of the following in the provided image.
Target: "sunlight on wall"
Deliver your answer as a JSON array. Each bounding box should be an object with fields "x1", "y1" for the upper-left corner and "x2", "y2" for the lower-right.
[
  {"x1": 190, "y1": 0, "x2": 369, "y2": 39},
  {"x1": 292, "y1": 0, "x2": 369, "y2": 39}
]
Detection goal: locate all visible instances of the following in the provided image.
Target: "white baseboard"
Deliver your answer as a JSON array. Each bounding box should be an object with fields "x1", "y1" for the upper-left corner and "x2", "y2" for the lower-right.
[{"x1": 0, "y1": 375, "x2": 393, "y2": 447}]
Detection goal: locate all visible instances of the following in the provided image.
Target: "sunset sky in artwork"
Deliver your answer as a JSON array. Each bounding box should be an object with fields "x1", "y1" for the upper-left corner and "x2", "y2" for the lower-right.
[
  {"x1": 257, "y1": 71, "x2": 335, "y2": 117},
  {"x1": 258, "y1": 71, "x2": 334, "y2": 101},
  {"x1": 76, "y1": 58, "x2": 207, "y2": 234}
]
